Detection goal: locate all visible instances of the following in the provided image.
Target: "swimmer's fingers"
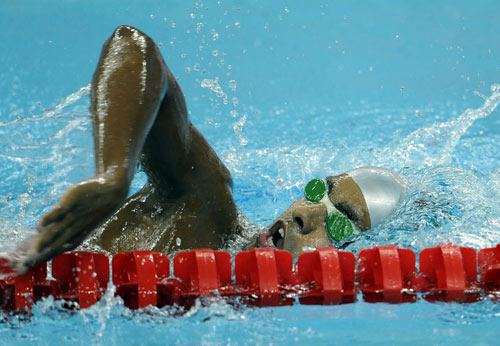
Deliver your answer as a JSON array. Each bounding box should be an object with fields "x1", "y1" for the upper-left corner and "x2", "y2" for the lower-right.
[
  {"x1": 12, "y1": 217, "x2": 85, "y2": 274},
  {"x1": 38, "y1": 205, "x2": 70, "y2": 230},
  {"x1": 37, "y1": 188, "x2": 82, "y2": 230},
  {"x1": 12, "y1": 240, "x2": 73, "y2": 275}
]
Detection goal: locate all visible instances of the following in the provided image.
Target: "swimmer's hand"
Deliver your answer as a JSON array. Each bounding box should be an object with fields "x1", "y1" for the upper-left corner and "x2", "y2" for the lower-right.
[{"x1": 10, "y1": 177, "x2": 128, "y2": 274}]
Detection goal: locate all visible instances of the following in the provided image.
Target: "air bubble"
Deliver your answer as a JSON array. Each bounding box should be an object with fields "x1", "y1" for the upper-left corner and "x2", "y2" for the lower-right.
[
  {"x1": 212, "y1": 50, "x2": 218, "y2": 56},
  {"x1": 211, "y1": 29, "x2": 219, "y2": 40},
  {"x1": 230, "y1": 110, "x2": 239, "y2": 118},
  {"x1": 228, "y1": 80, "x2": 237, "y2": 91}
]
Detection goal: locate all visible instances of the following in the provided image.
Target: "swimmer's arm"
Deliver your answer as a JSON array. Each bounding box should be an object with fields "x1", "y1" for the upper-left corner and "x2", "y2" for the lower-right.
[
  {"x1": 12, "y1": 26, "x2": 170, "y2": 273},
  {"x1": 90, "y1": 26, "x2": 168, "y2": 187}
]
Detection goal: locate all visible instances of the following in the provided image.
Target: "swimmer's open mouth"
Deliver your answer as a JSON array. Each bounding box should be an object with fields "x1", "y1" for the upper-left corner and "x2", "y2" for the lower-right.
[{"x1": 258, "y1": 220, "x2": 286, "y2": 249}]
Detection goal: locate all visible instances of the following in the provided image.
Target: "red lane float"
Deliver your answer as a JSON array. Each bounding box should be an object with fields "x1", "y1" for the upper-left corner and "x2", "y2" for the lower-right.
[
  {"x1": 420, "y1": 244, "x2": 479, "y2": 301},
  {"x1": 112, "y1": 251, "x2": 174, "y2": 309},
  {"x1": 357, "y1": 245, "x2": 416, "y2": 303},
  {"x1": 235, "y1": 248, "x2": 295, "y2": 306},
  {"x1": 174, "y1": 249, "x2": 232, "y2": 298},
  {"x1": 0, "y1": 259, "x2": 52, "y2": 311},
  {"x1": 478, "y1": 244, "x2": 500, "y2": 291},
  {"x1": 296, "y1": 247, "x2": 356, "y2": 305},
  {"x1": 52, "y1": 252, "x2": 109, "y2": 308},
  {"x1": 1, "y1": 243, "x2": 500, "y2": 311}
]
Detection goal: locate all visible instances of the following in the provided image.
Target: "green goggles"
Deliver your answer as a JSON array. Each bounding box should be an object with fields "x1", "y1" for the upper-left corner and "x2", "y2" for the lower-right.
[{"x1": 304, "y1": 178, "x2": 354, "y2": 242}]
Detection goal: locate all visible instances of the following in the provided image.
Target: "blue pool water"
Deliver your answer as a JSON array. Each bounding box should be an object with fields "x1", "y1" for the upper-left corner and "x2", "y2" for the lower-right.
[{"x1": 1, "y1": 0, "x2": 500, "y2": 344}]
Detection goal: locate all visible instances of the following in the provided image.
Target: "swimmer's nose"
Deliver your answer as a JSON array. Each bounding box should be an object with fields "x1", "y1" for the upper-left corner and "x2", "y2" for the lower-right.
[{"x1": 292, "y1": 204, "x2": 327, "y2": 234}]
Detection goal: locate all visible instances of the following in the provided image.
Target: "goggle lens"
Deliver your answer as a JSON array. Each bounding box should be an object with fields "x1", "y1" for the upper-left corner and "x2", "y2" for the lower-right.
[
  {"x1": 305, "y1": 178, "x2": 354, "y2": 242},
  {"x1": 304, "y1": 178, "x2": 327, "y2": 203},
  {"x1": 327, "y1": 212, "x2": 354, "y2": 241}
]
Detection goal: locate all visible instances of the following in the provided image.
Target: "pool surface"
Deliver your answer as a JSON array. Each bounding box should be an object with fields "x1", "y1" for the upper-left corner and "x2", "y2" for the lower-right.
[{"x1": 1, "y1": 0, "x2": 500, "y2": 345}]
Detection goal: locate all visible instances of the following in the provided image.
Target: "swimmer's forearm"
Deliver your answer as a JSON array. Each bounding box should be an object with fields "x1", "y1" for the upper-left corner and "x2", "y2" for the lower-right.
[{"x1": 91, "y1": 26, "x2": 168, "y2": 185}]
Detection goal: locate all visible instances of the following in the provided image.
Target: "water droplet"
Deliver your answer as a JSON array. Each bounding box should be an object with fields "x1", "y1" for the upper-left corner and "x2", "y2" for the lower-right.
[
  {"x1": 228, "y1": 80, "x2": 237, "y2": 91},
  {"x1": 150, "y1": 14, "x2": 156, "y2": 19},
  {"x1": 234, "y1": 22, "x2": 241, "y2": 28},
  {"x1": 212, "y1": 49, "x2": 218, "y2": 56},
  {"x1": 190, "y1": 13, "x2": 196, "y2": 19},
  {"x1": 211, "y1": 29, "x2": 219, "y2": 40},
  {"x1": 230, "y1": 110, "x2": 239, "y2": 118},
  {"x1": 176, "y1": 237, "x2": 182, "y2": 246},
  {"x1": 232, "y1": 97, "x2": 239, "y2": 107},
  {"x1": 185, "y1": 67, "x2": 191, "y2": 73}
]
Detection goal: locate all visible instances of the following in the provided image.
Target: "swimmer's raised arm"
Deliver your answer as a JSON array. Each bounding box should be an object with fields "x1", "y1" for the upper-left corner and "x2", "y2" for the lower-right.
[
  {"x1": 13, "y1": 25, "x2": 239, "y2": 272},
  {"x1": 12, "y1": 26, "x2": 173, "y2": 272}
]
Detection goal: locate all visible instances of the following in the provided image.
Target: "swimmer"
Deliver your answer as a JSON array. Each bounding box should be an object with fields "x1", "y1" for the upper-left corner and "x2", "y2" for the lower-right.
[{"x1": 11, "y1": 26, "x2": 406, "y2": 273}]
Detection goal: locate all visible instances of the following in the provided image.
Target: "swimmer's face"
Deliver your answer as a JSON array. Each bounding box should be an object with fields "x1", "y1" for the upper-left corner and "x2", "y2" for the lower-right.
[{"x1": 258, "y1": 198, "x2": 332, "y2": 257}]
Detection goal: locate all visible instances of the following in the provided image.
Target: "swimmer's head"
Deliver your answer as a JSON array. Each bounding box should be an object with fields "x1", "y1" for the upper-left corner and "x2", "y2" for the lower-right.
[{"x1": 258, "y1": 178, "x2": 356, "y2": 257}]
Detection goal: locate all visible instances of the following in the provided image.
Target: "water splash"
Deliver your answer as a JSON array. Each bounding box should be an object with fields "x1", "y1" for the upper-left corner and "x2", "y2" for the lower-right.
[
  {"x1": 380, "y1": 84, "x2": 500, "y2": 169},
  {"x1": 223, "y1": 85, "x2": 500, "y2": 251},
  {"x1": 0, "y1": 85, "x2": 92, "y2": 248}
]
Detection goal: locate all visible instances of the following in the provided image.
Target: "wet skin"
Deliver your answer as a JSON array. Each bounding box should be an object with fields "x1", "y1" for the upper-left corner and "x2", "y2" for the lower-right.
[
  {"x1": 259, "y1": 174, "x2": 371, "y2": 257},
  {"x1": 12, "y1": 25, "x2": 238, "y2": 273},
  {"x1": 12, "y1": 26, "x2": 371, "y2": 273}
]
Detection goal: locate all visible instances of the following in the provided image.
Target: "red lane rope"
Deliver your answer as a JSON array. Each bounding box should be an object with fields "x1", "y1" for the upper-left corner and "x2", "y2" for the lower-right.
[{"x1": 1, "y1": 244, "x2": 500, "y2": 310}]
